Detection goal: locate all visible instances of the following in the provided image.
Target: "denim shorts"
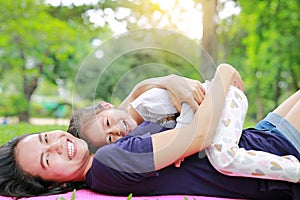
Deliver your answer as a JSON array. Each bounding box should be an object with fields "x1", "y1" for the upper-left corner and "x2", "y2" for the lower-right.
[{"x1": 255, "y1": 112, "x2": 300, "y2": 154}]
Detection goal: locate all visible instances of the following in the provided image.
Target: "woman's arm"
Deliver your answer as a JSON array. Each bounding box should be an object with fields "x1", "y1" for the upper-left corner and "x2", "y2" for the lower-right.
[
  {"x1": 118, "y1": 74, "x2": 206, "y2": 112},
  {"x1": 152, "y1": 63, "x2": 243, "y2": 170}
]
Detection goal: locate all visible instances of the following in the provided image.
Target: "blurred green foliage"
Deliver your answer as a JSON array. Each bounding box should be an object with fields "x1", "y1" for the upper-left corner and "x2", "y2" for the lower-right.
[
  {"x1": 0, "y1": 0, "x2": 105, "y2": 121},
  {"x1": 0, "y1": 94, "x2": 28, "y2": 116},
  {"x1": 74, "y1": 29, "x2": 202, "y2": 105},
  {"x1": 219, "y1": 0, "x2": 300, "y2": 123},
  {"x1": 0, "y1": 0, "x2": 299, "y2": 125}
]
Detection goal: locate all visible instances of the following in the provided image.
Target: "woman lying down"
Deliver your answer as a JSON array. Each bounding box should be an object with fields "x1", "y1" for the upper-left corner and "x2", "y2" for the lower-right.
[{"x1": 0, "y1": 64, "x2": 299, "y2": 199}]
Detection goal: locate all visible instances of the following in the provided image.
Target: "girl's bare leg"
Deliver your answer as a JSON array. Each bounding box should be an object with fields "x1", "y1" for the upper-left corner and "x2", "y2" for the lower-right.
[
  {"x1": 271, "y1": 89, "x2": 300, "y2": 155},
  {"x1": 273, "y1": 90, "x2": 300, "y2": 118},
  {"x1": 284, "y1": 99, "x2": 300, "y2": 133}
]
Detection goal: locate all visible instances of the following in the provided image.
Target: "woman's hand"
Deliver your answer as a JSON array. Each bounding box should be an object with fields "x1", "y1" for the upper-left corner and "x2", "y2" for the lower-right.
[
  {"x1": 215, "y1": 64, "x2": 244, "y2": 92},
  {"x1": 231, "y1": 68, "x2": 244, "y2": 92},
  {"x1": 163, "y1": 75, "x2": 206, "y2": 112}
]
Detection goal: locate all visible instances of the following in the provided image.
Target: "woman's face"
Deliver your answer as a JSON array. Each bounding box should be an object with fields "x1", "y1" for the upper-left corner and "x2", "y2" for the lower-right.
[
  {"x1": 15, "y1": 130, "x2": 92, "y2": 182},
  {"x1": 82, "y1": 108, "x2": 138, "y2": 148}
]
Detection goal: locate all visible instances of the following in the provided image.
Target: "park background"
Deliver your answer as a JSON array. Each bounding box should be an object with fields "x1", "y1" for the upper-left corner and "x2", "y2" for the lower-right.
[{"x1": 0, "y1": 0, "x2": 299, "y2": 144}]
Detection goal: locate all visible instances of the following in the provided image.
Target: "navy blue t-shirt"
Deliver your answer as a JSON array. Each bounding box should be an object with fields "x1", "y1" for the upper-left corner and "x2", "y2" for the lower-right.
[{"x1": 86, "y1": 122, "x2": 300, "y2": 199}]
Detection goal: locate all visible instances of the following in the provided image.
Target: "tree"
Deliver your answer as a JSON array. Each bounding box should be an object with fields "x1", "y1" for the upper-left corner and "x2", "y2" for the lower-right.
[
  {"x1": 89, "y1": 0, "x2": 220, "y2": 79},
  {"x1": 200, "y1": 0, "x2": 218, "y2": 80},
  {"x1": 85, "y1": 0, "x2": 229, "y2": 89},
  {"x1": 49, "y1": 0, "x2": 300, "y2": 124},
  {"x1": 74, "y1": 29, "x2": 201, "y2": 104},
  {"x1": 0, "y1": 0, "x2": 92, "y2": 122},
  {"x1": 224, "y1": 0, "x2": 300, "y2": 121}
]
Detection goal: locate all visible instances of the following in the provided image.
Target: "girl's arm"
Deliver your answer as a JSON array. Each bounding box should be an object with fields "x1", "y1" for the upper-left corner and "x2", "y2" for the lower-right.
[
  {"x1": 118, "y1": 74, "x2": 206, "y2": 112},
  {"x1": 206, "y1": 86, "x2": 300, "y2": 183},
  {"x1": 151, "y1": 64, "x2": 243, "y2": 170}
]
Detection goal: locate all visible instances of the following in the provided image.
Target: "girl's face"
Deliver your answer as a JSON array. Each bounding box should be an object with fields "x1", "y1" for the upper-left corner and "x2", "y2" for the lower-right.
[
  {"x1": 15, "y1": 130, "x2": 93, "y2": 182},
  {"x1": 82, "y1": 108, "x2": 138, "y2": 149}
]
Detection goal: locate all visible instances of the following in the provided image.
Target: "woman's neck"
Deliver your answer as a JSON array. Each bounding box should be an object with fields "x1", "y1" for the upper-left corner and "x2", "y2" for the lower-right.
[{"x1": 80, "y1": 154, "x2": 94, "y2": 181}]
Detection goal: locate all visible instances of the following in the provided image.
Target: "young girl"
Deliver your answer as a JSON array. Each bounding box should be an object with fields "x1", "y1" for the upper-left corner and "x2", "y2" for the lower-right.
[{"x1": 68, "y1": 64, "x2": 300, "y2": 183}]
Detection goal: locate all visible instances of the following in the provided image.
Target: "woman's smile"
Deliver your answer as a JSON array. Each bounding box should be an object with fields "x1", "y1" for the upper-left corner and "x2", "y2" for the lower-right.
[
  {"x1": 15, "y1": 130, "x2": 93, "y2": 182},
  {"x1": 67, "y1": 139, "x2": 75, "y2": 160}
]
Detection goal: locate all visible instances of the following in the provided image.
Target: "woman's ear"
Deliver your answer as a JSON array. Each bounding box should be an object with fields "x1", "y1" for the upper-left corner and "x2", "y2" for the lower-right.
[{"x1": 99, "y1": 101, "x2": 114, "y2": 108}]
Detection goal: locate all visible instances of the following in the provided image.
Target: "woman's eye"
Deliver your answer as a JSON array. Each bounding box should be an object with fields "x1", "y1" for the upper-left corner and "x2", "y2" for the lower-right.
[
  {"x1": 44, "y1": 134, "x2": 48, "y2": 143},
  {"x1": 46, "y1": 154, "x2": 49, "y2": 166}
]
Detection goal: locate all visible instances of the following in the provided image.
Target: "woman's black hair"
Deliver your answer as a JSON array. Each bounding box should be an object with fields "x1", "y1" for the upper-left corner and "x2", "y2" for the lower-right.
[{"x1": 0, "y1": 133, "x2": 86, "y2": 198}]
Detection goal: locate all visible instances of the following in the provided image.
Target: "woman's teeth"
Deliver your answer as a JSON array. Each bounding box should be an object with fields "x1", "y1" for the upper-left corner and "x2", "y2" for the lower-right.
[{"x1": 67, "y1": 140, "x2": 74, "y2": 160}]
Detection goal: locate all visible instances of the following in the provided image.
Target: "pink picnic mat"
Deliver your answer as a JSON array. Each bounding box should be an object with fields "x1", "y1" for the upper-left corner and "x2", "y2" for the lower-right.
[{"x1": 0, "y1": 189, "x2": 240, "y2": 200}]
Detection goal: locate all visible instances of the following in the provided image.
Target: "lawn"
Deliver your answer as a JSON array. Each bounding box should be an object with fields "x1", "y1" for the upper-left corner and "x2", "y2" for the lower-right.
[
  {"x1": 0, "y1": 121, "x2": 256, "y2": 146},
  {"x1": 0, "y1": 123, "x2": 68, "y2": 145}
]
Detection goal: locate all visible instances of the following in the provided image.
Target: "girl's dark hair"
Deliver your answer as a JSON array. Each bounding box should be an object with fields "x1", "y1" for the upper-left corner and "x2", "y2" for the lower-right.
[{"x1": 0, "y1": 133, "x2": 86, "y2": 198}]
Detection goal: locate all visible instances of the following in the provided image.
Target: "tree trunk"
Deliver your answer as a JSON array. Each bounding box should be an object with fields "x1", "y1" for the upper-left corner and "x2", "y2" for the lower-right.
[
  {"x1": 19, "y1": 110, "x2": 30, "y2": 122},
  {"x1": 18, "y1": 48, "x2": 41, "y2": 122},
  {"x1": 18, "y1": 76, "x2": 39, "y2": 122},
  {"x1": 200, "y1": 0, "x2": 218, "y2": 80}
]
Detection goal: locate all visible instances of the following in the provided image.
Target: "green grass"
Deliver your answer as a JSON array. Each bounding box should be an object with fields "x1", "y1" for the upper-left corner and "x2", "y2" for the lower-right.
[
  {"x1": 0, "y1": 123, "x2": 67, "y2": 145},
  {"x1": 0, "y1": 119, "x2": 256, "y2": 146}
]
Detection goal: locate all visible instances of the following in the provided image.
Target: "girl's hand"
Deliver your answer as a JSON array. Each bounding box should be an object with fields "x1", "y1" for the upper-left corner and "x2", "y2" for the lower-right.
[{"x1": 174, "y1": 158, "x2": 184, "y2": 168}]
